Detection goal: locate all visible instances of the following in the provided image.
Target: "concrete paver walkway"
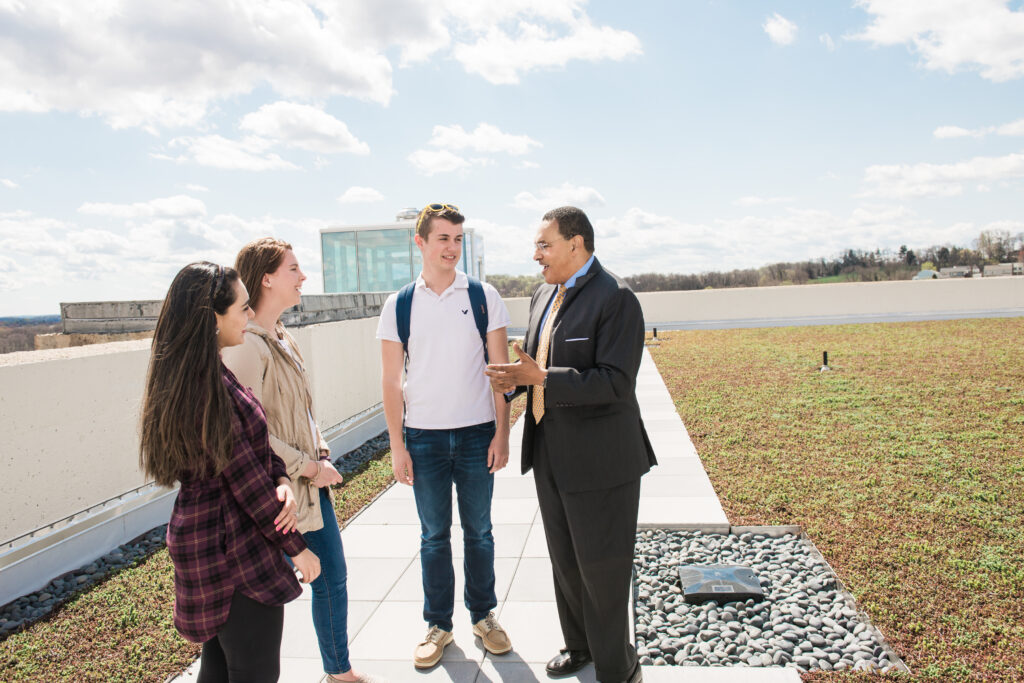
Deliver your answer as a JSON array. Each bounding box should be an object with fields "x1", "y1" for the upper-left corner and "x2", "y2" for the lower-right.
[{"x1": 174, "y1": 350, "x2": 798, "y2": 682}]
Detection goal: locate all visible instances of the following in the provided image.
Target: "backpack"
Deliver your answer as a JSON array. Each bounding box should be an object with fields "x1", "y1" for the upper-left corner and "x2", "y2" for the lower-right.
[{"x1": 395, "y1": 275, "x2": 490, "y2": 364}]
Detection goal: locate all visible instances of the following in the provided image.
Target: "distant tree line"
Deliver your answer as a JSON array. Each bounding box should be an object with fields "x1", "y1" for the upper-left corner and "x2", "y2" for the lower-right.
[
  {"x1": 487, "y1": 229, "x2": 1024, "y2": 297},
  {"x1": 0, "y1": 316, "x2": 61, "y2": 354},
  {"x1": 486, "y1": 274, "x2": 547, "y2": 298}
]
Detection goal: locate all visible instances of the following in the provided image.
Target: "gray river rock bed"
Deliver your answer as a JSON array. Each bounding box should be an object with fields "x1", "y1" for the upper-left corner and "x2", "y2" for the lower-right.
[
  {"x1": 334, "y1": 432, "x2": 389, "y2": 474},
  {"x1": 0, "y1": 433, "x2": 388, "y2": 640},
  {"x1": 0, "y1": 526, "x2": 167, "y2": 639},
  {"x1": 633, "y1": 528, "x2": 907, "y2": 674}
]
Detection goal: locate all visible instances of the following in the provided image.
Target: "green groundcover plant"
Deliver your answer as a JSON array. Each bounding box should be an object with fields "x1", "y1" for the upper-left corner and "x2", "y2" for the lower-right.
[
  {"x1": 649, "y1": 318, "x2": 1024, "y2": 681},
  {"x1": 0, "y1": 452, "x2": 396, "y2": 682}
]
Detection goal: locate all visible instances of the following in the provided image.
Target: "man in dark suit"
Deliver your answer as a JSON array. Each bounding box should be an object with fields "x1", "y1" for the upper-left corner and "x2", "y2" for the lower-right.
[{"x1": 486, "y1": 206, "x2": 656, "y2": 683}]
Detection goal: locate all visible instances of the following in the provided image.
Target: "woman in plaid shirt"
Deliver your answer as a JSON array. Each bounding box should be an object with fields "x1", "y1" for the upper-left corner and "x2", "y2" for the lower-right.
[{"x1": 140, "y1": 262, "x2": 321, "y2": 683}]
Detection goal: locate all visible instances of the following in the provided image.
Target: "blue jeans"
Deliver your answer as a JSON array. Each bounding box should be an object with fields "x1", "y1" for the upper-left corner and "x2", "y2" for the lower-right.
[
  {"x1": 302, "y1": 487, "x2": 351, "y2": 675},
  {"x1": 405, "y1": 421, "x2": 497, "y2": 632}
]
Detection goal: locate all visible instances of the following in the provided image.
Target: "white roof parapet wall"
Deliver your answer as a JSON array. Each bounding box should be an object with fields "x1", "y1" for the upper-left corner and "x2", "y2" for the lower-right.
[
  {"x1": 0, "y1": 314, "x2": 386, "y2": 607},
  {"x1": 635, "y1": 277, "x2": 1023, "y2": 326},
  {"x1": 504, "y1": 276, "x2": 1024, "y2": 332},
  {"x1": 60, "y1": 293, "x2": 391, "y2": 334}
]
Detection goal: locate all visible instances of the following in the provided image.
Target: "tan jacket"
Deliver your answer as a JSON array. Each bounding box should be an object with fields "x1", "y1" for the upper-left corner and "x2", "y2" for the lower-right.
[{"x1": 222, "y1": 321, "x2": 331, "y2": 533}]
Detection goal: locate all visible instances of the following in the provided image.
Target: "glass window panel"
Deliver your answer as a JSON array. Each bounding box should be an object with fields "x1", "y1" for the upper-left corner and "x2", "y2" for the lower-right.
[
  {"x1": 411, "y1": 241, "x2": 422, "y2": 276},
  {"x1": 321, "y1": 232, "x2": 358, "y2": 293},
  {"x1": 357, "y1": 229, "x2": 415, "y2": 291}
]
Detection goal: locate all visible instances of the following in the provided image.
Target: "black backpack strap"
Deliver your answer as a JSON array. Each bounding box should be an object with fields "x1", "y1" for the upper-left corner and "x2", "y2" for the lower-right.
[
  {"x1": 467, "y1": 276, "x2": 489, "y2": 364},
  {"x1": 394, "y1": 281, "x2": 417, "y2": 431},
  {"x1": 395, "y1": 281, "x2": 416, "y2": 360}
]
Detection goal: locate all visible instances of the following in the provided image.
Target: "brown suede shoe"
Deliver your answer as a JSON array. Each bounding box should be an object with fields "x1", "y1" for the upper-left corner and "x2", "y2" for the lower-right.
[
  {"x1": 472, "y1": 612, "x2": 512, "y2": 655},
  {"x1": 413, "y1": 625, "x2": 453, "y2": 669}
]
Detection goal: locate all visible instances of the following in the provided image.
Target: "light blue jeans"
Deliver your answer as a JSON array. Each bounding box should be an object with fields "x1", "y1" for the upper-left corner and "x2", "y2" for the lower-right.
[{"x1": 302, "y1": 487, "x2": 351, "y2": 675}]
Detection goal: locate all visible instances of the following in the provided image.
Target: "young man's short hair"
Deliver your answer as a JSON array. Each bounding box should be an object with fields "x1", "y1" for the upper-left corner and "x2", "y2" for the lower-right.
[{"x1": 417, "y1": 205, "x2": 465, "y2": 240}]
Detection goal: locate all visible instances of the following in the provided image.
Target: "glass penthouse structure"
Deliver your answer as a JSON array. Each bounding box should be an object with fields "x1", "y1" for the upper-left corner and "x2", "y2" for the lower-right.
[{"x1": 320, "y1": 211, "x2": 484, "y2": 293}]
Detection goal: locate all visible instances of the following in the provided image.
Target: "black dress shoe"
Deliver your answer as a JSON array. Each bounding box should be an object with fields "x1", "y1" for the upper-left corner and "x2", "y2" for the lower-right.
[{"x1": 545, "y1": 649, "x2": 592, "y2": 677}]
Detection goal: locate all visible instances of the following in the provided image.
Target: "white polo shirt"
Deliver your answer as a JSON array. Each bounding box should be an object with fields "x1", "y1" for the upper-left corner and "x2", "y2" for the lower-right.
[{"x1": 376, "y1": 271, "x2": 511, "y2": 429}]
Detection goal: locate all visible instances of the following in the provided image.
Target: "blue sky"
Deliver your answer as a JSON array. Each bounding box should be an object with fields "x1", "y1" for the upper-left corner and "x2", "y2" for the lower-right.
[{"x1": 1, "y1": 0, "x2": 1023, "y2": 315}]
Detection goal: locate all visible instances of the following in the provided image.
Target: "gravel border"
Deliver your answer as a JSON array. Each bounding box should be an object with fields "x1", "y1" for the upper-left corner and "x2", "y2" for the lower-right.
[
  {"x1": 633, "y1": 528, "x2": 907, "y2": 674},
  {"x1": 0, "y1": 431, "x2": 388, "y2": 640}
]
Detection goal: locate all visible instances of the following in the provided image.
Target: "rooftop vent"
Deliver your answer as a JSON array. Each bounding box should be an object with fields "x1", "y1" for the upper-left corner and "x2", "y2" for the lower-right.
[
  {"x1": 677, "y1": 564, "x2": 765, "y2": 604},
  {"x1": 396, "y1": 207, "x2": 419, "y2": 221}
]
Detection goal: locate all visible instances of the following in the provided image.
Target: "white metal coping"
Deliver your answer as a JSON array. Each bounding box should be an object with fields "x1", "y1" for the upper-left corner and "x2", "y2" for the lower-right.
[{"x1": 0, "y1": 404, "x2": 387, "y2": 608}]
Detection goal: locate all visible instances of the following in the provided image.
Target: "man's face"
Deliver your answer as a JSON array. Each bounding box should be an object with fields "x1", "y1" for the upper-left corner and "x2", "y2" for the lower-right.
[
  {"x1": 534, "y1": 219, "x2": 579, "y2": 285},
  {"x1": 415, "y1": 218, "x2": 463, "y2": 272}
]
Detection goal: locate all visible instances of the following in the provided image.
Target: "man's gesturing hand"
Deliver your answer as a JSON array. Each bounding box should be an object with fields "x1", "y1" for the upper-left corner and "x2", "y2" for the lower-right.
[{"x1": 485, "y1": 342, "x2": 547, "y2": 387}]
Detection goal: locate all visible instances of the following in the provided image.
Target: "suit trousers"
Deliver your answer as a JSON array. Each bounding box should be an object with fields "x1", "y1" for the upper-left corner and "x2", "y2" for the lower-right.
[{"x1": 532, "y1": 422, "x2": 640, "y2": 682}]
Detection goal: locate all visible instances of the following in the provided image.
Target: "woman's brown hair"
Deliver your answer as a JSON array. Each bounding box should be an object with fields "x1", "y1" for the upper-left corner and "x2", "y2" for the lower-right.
[
  {"x1": 235, "y1": 237, "x2": 292, "y2": 314},
  {"x1": 139, "y1": 262, "x2": 240, "y2": 486}
]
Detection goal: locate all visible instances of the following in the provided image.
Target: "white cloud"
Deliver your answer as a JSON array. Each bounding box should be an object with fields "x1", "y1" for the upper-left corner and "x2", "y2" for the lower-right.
[
  {"x1": 0, "y1": 1, "x2": 393, "y2": 130},
  {"x1": 155, "y1": 135, "x2": 301, "y2": 171},
  {"x1": 408, "y1": 148, "x2": 476, "y2": 175},
  {"x1": 763, "y1": 13, "x2": 798, "y2": 46},
  {"x1": 408, "y1": 122, "x2": 538, "y2": 174},
  {"x1": 452, "y1": 17, "x2": 642, "y2": 84},
  {"x1": 933, "y1": 117, "x2": 1024, "y2": 139},
  {"x1": 1, "y1": 178, "x2": 18, "y2": 189},
  {"x1": 338, "y1": 186, "x2": 385, "y2": 204},
  {"x1": 513, "y1": 182, "x2": 606, "y2": 211},
  {"x1": 516, "y1": 160, "x2": 541, "y2": 170},
  {"x1": 734, "y1": 196, "x2": 795, "y2": 207},
  {"x1": 469, "y1": 217, "x2": 537, "y2": 276},
  {"x1": 854, "y1": 0, "x2": 1024, "y2": 82},
  {"x1": 184, "y1": 183, "x2": 209, "y2": 193},
  {"x1": 0, "y1": 1, "x2": 639, "y2": 130},
  {"x1": 819, "y1": 33, "x2": 836, "y2": 51},
  {"x1": 239, "y1": 102, "x2": 369, "y2": 155},
  {"x1": 998, "y1": 118, "x2": 1024, "y2": 136},
  {"x1": 860, "y1": 151, "x2": 1024, "y2": 198},
  {"x1": 581, "y1": 205, "x2": 984, "y2": 277},
  {"x1": 78, "y1": 195, "x2": 208, "y2": 219},
  {"x1": 408, "y1": 122, "x2": 541, "y2": 174},
  {"x1": 427, "y1": 123, "x2": 541, "y2": 156},
  {"x1": 66, "y1": 229, "x2": 131, "y2": 255},
  {"x1": 158, "y1": 103, "x2": 371, "y2": 170},
  {"x1": 0, "y1": 202, "x2": 331, "y2": 312},
  {"x1": 933, "y1": 126, "x2": 979, "y2": 139}
]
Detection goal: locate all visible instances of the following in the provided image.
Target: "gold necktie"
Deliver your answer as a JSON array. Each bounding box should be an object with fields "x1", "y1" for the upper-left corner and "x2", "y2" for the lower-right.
[{"x1": 532, "y1": 285, "x2": 566, "y2": 423}]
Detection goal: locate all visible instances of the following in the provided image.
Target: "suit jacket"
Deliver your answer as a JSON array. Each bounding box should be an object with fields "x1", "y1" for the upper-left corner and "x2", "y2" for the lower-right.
[{"x1": 517, "y1": 257, "x2": 656, "y2": 492}]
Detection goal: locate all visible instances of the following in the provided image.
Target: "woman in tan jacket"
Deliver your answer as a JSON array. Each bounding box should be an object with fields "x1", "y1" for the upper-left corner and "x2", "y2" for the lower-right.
[{"x1": 222, "y1": 238, "x2": 376, "y2": 683}]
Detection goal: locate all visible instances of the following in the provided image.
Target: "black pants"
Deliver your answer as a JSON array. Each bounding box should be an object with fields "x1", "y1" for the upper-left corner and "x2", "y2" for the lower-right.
[
  {"x1": 533, "y1": 424, "x2": 641, "y2": 682},
  {"x1": 197, "y1": 591, "x2": 284, "y2": 683}
]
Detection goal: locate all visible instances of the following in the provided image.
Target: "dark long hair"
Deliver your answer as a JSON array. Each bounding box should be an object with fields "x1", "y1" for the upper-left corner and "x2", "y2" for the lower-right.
[{"x1": 140, "y1": 262, "x2": 240, "y2": 486}]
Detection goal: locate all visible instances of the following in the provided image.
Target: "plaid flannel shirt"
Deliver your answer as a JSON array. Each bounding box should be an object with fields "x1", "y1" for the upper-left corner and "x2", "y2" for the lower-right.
[{"x1": 166, "y1": 365, "x2": 307, "y2": 643}]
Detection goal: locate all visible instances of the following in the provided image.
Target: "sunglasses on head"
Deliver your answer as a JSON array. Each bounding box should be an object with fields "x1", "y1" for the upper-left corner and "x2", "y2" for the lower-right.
[
  {"x1": 424, "y1": 203, "x2": 459, "y2": 213},
  {"x1": 417, "y1": 203, "x2": 460, "y2": 231}
]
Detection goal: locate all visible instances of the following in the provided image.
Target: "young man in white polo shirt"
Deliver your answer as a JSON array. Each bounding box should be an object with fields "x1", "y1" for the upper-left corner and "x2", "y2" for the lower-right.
[{"x1": 377, "y1": 203, "x2": 513, "y2": 669}]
